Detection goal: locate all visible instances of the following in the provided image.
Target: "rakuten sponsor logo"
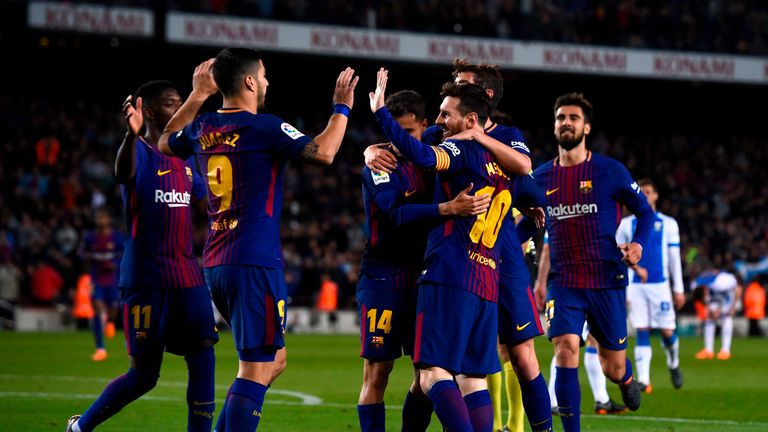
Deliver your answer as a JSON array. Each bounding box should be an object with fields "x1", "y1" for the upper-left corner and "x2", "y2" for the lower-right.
[
  {"x1": 155, "y1": 189, "x2": 191, "y2": 208},
  {"x1": 547, "y1": 203, "x2": 598, "y2": 220}
]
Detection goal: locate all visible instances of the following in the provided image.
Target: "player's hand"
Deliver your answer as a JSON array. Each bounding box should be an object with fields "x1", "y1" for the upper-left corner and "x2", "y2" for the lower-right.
[
  {"x1": 520, "y1": 207, "x2": 545, "y2": 228},
  {"x1": 364, "y1": 144, "x2": 397, "y2": 174},
  {"x1": 534, "y1": 282, "x2": 546, "y2": 312},
  {"x1": 191, "y1": 58, "x2": 218, "y2": 97},
  {"x1": 369, "y1": 68, "x2": 388, "y2": 113},
  {"x1": 673, "y1": 292, "x2": 686, "y2": 310},
  {"x1": 632, "y1": 264, "x2": 649, "y2": 283},
  {"x1": 448, "y1": 183, "x2": 491, "y2": 216},
  {"x1": 450, "y1": 123, "x2": 484, "y2": 142},
  {"x1": 618, "y1": 242, "x2": 643, "y2": 265},
  {"x1": 122, "y1": 95, "x2": 143, "y2": 136},
  {"x1": 333, "y1": 67, "x2": 358, "y2": 109}
]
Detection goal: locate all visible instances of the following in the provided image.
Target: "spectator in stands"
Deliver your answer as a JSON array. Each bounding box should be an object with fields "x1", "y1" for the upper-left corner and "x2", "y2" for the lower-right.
[{"x1": 744, "y1": 276, "x2": 766, "y2": 337}]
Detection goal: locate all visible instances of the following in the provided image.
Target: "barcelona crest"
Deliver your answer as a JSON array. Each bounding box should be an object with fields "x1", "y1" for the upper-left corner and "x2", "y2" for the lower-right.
[
  {"x1": 185, "y1": 166, "x2": 194, "y2": 183},
  {"x1": 579, "y1": 180, "x2": 593, "y2": 194}
]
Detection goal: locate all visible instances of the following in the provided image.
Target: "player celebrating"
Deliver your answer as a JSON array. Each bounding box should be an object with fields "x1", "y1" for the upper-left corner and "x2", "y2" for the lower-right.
[
  {"x1": 616, "y1": 179, "x2": 685, "y2": 391},
  {"x1": 67, "y1": 77, "x2": 218, "y2": 432},
  {"x1": 80, "y1": 208, "x2": 124, "y2": 361},
  {"x1": 532, "y1": 92, "x2": 654, "y2": 432},
  {"x1": 159, "y1": 48, "x2": 358, "y2": 431},
  {"x1": 692, "y1": 269, "x2": 742, "y2": 360},
  {"x1": 537, "y1": 232, "x2": 628, "y2": 416},
  {"x1": 371, "y1": 69, "x2": 514, "y2": 432},
  {"x1": 357, "y1": 89, "x2": 491, "y2": 432}
]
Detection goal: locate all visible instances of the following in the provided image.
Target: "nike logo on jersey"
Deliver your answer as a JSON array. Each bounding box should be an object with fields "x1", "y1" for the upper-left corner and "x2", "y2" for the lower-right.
[
  {"x1": 546, "y1": 188, "x2": 559, "y2": 196},
  {"x1": 157, "y1": 169, "x2": 172, "y2": 176},
  {"x1": 516, "y1": 322, "x2": 531, "y2": 331},
  {"x1": 619, "y1": 337, "x2": 627, "y2": 344},
  {"x1": 405, "y1": 189, "x2": 417, "y2": 197}
]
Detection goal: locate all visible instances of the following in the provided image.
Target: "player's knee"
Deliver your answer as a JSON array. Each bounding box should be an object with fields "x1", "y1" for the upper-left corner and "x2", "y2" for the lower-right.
[
  {"x1": 134, "y1": 370, "x2": 160, "y2": 394},
  {"x1": 509, "y1": 344, "x2": 540, "y2": 380}
]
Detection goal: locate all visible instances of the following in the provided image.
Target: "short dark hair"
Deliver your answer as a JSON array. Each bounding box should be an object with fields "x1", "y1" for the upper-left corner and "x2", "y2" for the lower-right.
[
  {"x1": 554, "y1": 92, "x2": 593, "y2": 123},
  {"x1": 134, "y1": 80, "x2": 176, "y2": 107},
  {"x1": 213, "y1": 47, "x2": 263, "y2": 98},
  {"x1": 385, "y1": 90, "x2": 426, "y2": 121},
  {"x1": 440, "y1": 82, "x2": 490, "y2": 125},
  {"x1": 636, "y1": 178, "x2": 656, "y2": 191},
  {"x1": 452, "y1": 59, "x2": 504, "y2": 112}
]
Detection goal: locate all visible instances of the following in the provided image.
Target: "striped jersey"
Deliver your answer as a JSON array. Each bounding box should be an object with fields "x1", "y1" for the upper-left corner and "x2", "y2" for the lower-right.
[
  {"x1": 375, "y1": 107, "x2": 513, "y2": 302},
  {"x1": 360, "y1": 157, "x2": 436, "y2": 287},
  {"x1": 119, "y1": 137, "x2": 205, "y2": 289},
  {"x1": 167, "y1": 109, "x2": 311, "y2": 268},
  {"x1": 533, "y1": 151, "x2": 654, "y2": 289},
  {"x1": 82, "y1": 230, "x2": 124, "y2": 288}
]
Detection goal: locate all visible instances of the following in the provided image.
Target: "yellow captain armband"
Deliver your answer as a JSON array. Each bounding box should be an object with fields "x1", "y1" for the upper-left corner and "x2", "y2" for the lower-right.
[{"x1": 431, "y1": 146, "x2": 451, "y2": 171}]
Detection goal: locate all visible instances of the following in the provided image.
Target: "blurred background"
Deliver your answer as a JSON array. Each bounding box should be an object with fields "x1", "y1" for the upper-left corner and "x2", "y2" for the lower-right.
[{"x1": 0, "y1": 0, "x2": 766, "y2": 332}]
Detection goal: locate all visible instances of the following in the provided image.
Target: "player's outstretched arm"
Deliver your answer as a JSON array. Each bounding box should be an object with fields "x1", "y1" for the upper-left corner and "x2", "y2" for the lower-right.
[
  {"x1": 159, "y1": 59, "x2": 218, "y2": 156},
  {"x1": 452, "y1": 126, "x2": 532, "y2": 175},
  {"x1": 115, "y1": 95, "x2": 143, "y2": 183},
  {"x1": 302, "y1": 67, "x2": 359, "y2": 165}
]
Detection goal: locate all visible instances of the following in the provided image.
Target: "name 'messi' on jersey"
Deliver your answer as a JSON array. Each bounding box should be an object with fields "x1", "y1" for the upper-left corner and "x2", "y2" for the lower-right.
[
  {"x1": 154, "y1": 189, "x2": 191, "y2": 208},
  {"x1": 546, "y1": 202, "x2": 598, "y2": 220}
]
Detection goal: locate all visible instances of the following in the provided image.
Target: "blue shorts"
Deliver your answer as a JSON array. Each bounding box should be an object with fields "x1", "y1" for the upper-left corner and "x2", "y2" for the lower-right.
[
  {"x1": 92, "y1": 283, "x2": 120, "y2": 306},
  {"x1": 356, "y1": 273, "x2": 418, "y2": 361},
  {"x1": 413, "y1": 282, "x2": 499, "y2": 375},
  {"x1": 498, "y1": 271, "x2": 544, "y2": 346},
  {"x1": 205, "y1": 265, "x2": 286, "y2": 362},
  {"x1": 545, "y1": 285, "x2": 628, "y2": 351},
  {"x1": 122, "y1": 285, "x2": 218, "y2": 357}
]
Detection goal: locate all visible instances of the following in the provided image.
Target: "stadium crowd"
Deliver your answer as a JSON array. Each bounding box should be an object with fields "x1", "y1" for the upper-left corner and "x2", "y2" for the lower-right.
[
  {"x1": 171, "y1": 0, "x2": 768, "y2": 55},
  {"x1": 0, "y1": 92, "x2": 765, "y2": 312}
]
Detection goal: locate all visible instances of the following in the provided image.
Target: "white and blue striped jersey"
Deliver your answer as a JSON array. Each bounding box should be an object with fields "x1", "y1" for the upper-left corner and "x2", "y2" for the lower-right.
[{"x1": 616, "y1": 212, "x2": 684, "y2": 293}]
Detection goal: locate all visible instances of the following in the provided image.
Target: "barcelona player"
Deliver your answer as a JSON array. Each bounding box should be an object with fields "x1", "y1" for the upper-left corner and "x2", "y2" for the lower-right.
[
  {"x1": 80, "y1": 208, "x2": 124, "y2": 361},
  {"x1": 67, "y1": 76, "x2": 218, "y2": 432},
  {"x1": 616, "y1": 179, "x2": 685, "y2": 390},
  {"x1": 531, "y1": 92, "x2": 654, "y2": 432},
  {"x1": 159, "y1": 49, "x2": 358, "y2": 431},
  {"x1": 357, "y1": 89, "x2": 491, "y2": 432},
  {"x1": 371, "y1": 69, "x2": 513, "y2": 432}
]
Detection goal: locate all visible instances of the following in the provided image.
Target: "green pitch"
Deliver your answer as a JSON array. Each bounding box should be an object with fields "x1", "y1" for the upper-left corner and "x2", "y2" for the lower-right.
[{"x1": 1, "y1": 331, "x2": 767, "y2": 431}]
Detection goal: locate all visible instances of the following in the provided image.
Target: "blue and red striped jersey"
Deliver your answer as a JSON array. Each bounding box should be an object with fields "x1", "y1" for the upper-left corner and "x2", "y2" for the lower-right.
[
  {"x1": 360, "y1": 157, "x2": 437, "y2": 286},
  {"x1": 533, "y1": 151, "x2": 654, "y2": 289},
  {"x1": 82, "y1": 230, "x2": 124, "y2": 287},
  {"x1": 167, "y1": 109, "x2": 312, "y2": 268},
  {"x1": 119, "y1": 137, "x2": 205, "y2": 289},
  {"x1": 375, "y1": 107, "x2": 513, "y2": 302}
]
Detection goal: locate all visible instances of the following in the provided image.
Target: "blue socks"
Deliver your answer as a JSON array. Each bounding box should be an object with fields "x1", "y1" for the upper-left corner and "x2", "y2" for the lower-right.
[
  {"x1": 402, "y1": 390, "x2": 433, "y2": 432},
  {"x1": 357, "y1": 402, "x2": 385, "y2": 432},
  {"x1": 464, "y1": 389, "x2": 493, "y2": 432},
  {"x1": 92, "y1": 315, "x2": 104, "y2": 349},
  {"x1": 214, "y1": 385, "x2": 232, "y2": 432},
  {"x1": 225, "y1": 378, "x2": 268, "y2": 431},
  {"x1": 77, "y1": 366, "x2": 159, "y2": 431},
  {"x1": 427, "y1": 379, "x2": 472, "y2": 432},
  {"x1": 554, "y1": 366, "x2": 580, "y2": 432},
  {"x1": 619, "y1": 358, "x2": 634, "y2": 384},
  {"x1": 636, "y1": 329, "x2": 651, "y2": 346},
  {"x1": 662, "y1": 332, "x2": 677, "y2": 347},
  {"x1": 185, "y1": 347, "x2": 215, "y2": 432},
  {"x1": 520, "y1": 373, "x2": 553, "y2": 432}
]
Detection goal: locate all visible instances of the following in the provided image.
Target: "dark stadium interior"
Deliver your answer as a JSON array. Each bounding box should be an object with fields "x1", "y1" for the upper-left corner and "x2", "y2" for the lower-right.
[{"x1": 0, "y1": 1, "x2": 766, "y2": 311}]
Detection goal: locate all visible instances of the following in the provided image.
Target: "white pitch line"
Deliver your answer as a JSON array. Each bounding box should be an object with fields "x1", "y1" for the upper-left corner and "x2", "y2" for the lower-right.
[{"x1": 3, "y1": 374, "x2": 767, "y2": 427}]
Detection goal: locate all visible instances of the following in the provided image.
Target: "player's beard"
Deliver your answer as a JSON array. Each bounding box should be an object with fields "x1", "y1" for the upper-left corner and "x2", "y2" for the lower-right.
[
  {"x1": 257, "y1": 85, "x2": 266, "y2": 110},
  {"x1": 556, "y1": 127, "x2": 583, "y2": 150}
]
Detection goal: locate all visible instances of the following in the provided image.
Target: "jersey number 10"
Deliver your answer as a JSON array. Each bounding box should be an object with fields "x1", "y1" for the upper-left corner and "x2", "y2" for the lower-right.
[{"x1": 469, "y1": 186, "x2": 511, "y2": 248}]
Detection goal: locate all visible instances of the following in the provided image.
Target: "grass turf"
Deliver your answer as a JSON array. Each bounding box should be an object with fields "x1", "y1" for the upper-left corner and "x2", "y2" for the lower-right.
[{"x1": 1, "y1": 331, "x2": 767, "y2": 431}]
